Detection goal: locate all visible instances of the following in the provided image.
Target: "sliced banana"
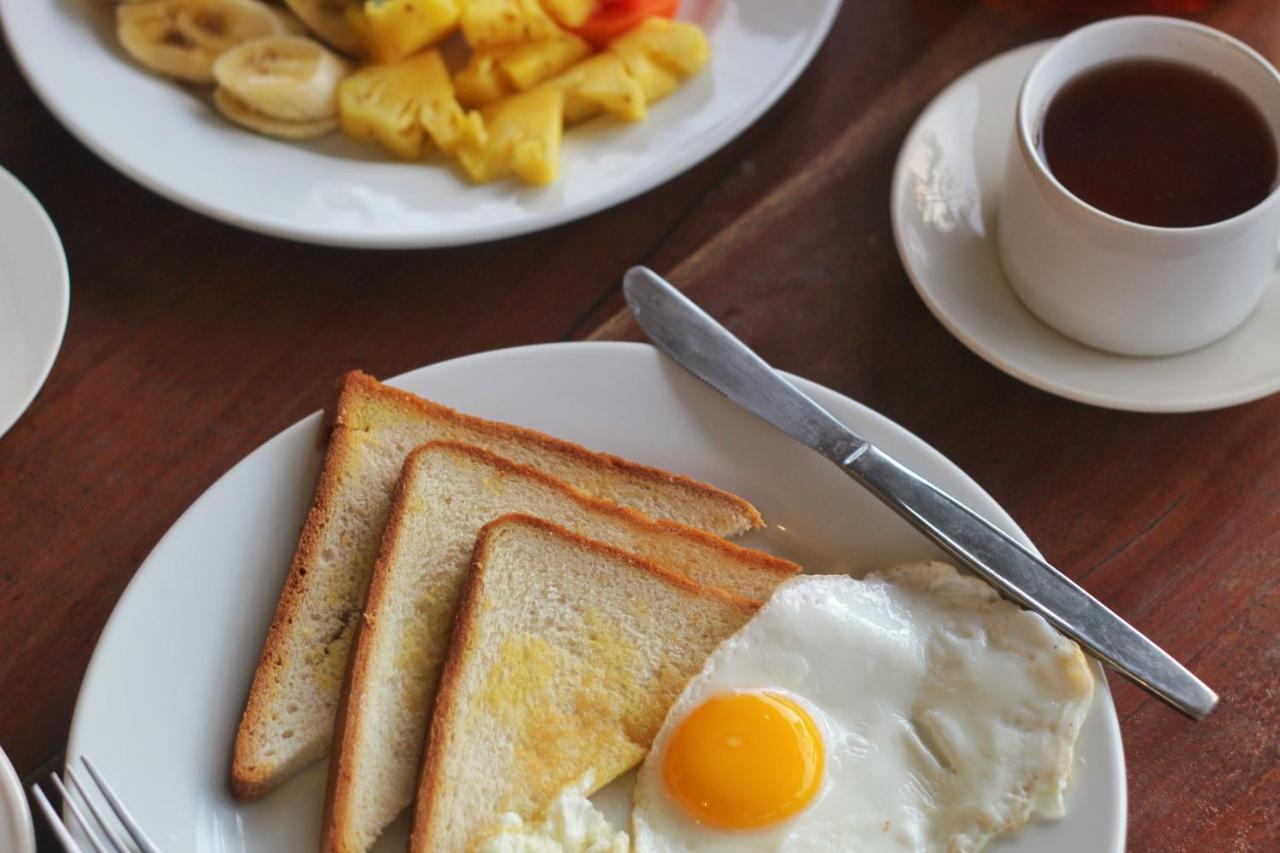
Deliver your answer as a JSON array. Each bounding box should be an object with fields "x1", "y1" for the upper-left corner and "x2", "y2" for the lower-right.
[
  {"x1": 282, "y1": 0, "x2": 362, "y2": 56},
  {"x1": 116, "y1": 0, "x2": 291, "y2": 84},
  {"x1": 213, "y1": 87, "x2": 338, "y2": 138},
  {"x1": 213, "y1": 34, "x2": 349, "y2": 122}
]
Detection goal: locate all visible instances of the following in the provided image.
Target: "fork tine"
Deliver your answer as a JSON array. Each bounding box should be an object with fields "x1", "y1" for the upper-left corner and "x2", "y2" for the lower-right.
[
  {"x1": 48, "y1": 774, "x2": 113, "y2": 853},
  {"x1": 65, "y1": 765, "x2": 134, "y2": 853},
  {"x1": 29, "y1": 783, "x2": 86, "y2": 853},
  {"x1": 80, "y1": 756, "x2": 162, "y2": 853}
]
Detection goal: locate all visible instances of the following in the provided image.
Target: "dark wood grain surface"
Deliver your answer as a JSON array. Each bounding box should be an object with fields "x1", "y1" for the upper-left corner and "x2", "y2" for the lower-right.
[{"x1": 2, "y1": 1, "x2": 1278, "y2": 850}]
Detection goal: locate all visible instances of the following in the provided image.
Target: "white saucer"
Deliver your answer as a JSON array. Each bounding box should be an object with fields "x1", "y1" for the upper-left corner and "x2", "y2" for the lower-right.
[
  {"x1": 891, "y1": 42, "x2": 1280, "y2": 413},
  {"x1": 0, "y1": 747, "x2": 35, "y2": 853},
  {"x1": 0, "y1": 165, "x2": 69, "y2": 439}
]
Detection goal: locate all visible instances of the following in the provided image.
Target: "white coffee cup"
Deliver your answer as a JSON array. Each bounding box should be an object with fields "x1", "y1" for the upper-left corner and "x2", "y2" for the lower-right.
[{"x1": 997, "y1": 16, "x2": 1280, "y2": 357}]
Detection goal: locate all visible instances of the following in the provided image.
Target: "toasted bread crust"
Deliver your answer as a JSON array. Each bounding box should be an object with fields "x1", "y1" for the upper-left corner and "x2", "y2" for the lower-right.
[
  {"x1": 339, "y1": 371, "x2": 763, "y2": 531},
  {"x1": 320, "y1": 437, "x2": 429, "y2": 852},
  {"x1": 237, "y1": 369, "x2": 769, "y2": 804},
  {"x1": 231, "y1": 380, "x2": 356, "y2": 801},
  {"x1": 477, "y1": 514, "x2": 764, "y2": 610},
  {"x1": 424, "y1": 440, "x2": 796, "y2": 579},
  {"x1": 410, "y1": 515, "x2": 760, "y2": 852}
]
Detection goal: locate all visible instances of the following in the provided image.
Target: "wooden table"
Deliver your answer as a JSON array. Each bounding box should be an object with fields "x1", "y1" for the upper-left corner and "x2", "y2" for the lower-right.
[{"x1": 2, "y1": 1, "x2": 1278, "y2": 849}]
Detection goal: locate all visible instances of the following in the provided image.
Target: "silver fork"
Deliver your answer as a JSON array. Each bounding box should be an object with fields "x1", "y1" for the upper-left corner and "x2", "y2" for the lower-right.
[{"x1": 29, "y1": 756, "x2": 161, "y2": 853}]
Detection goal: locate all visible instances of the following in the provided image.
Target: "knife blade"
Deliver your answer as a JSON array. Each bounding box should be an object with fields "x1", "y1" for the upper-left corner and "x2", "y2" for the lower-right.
[{"x1": 623, "y1": 265, "x2": 1218, "y2": 720}]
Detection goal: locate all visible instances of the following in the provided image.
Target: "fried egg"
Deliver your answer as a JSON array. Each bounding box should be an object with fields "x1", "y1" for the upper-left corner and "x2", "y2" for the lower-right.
[
  {"x1": 474, "y1": 771, "x2": 629, "y2": 853},
  {"x1": 631, "y1": 562, "x2": 1095, "y2": 852}
]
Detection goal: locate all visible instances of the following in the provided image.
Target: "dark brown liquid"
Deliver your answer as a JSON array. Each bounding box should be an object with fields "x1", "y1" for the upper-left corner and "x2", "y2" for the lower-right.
[{"x1": 1039, "y1": 59, "x2": 1277, "y2": 228}]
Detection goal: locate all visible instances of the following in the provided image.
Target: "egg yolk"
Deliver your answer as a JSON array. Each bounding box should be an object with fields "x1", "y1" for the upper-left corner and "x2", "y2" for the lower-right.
[{"x1": 661, "y1": 691, "x2": 824, "y2": 829}]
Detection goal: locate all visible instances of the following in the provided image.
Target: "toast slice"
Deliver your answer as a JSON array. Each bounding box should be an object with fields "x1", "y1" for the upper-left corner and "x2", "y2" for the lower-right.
[
  {"x1": 232, "y1": 371, "x2": 763, "y2": 801},
  {"x1": 412, "y1": 514, "x2": 762, "y2": 852},
  {"x1": 322, "y1": 442, "x2": 798, "y2": 852}
]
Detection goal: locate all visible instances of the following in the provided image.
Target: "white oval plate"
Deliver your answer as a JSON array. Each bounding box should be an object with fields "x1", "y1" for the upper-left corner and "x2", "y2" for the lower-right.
[
  {"x1": 0, "y1": 165, "x2": 69, "y2": 441},
  {"x1": 66, "y1": 343, "x2": 1123, "y2": 851},
  {"x1": 1, "y1": 0, "x2": 840, "y2": 249},
  {"x1": 891, "y1": 41, "x2": 1280, "y2": 413}
]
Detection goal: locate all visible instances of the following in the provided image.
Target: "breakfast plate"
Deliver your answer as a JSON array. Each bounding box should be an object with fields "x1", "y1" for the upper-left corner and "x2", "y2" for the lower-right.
[
  {"x1": 0, "y1": 165, "x2": 69, "y2": 441},
  {"x1": 891, "y1": 41, "x2": 1280, "y2": 413},
  {"x1": 0, "y1": 0, "x2": 841, "y2": 249},
  {"x1": 66, "y1": 342, "x2": 1124, "y2": 851}
]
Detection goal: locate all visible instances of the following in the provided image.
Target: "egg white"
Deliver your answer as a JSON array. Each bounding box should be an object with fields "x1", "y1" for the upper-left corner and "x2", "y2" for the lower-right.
[{"x1": 631, "y1": 563, "x2": 1094, "y2": 852}]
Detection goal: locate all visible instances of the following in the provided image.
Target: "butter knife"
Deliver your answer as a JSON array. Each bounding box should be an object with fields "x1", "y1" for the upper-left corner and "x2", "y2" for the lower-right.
[{"x1": 623, "y1": 266, "x2": 1217, "y2": 720}]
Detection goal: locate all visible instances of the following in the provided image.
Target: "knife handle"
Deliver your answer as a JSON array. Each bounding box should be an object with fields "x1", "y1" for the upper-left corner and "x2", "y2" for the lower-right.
[{"x1": 842, "y1": 445, "x2": 1218, "y2": 720}]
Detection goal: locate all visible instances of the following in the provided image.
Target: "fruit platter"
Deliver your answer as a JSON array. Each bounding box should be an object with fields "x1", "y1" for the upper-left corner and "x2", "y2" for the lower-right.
[{"x1": 112, "y1": 0, "x2": 710, "y2": 185}]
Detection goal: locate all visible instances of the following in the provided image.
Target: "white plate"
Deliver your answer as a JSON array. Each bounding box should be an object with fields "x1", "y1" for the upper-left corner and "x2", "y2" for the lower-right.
[
  {"x1": 66, "y1": 342, "x2": 1123, "y2": 851},
  {"x1": 0, "y1": 746, "x2": 35, "y2": 853},
  {"x1": 0, "y1": 165, "x2": 69, "y2": 440},
  {"x1": 1, "y1": 0, "x2": 840, "y2": 249},
  {"x1": 891, "y1": 42, "x2": 1280, "y2": 413}
]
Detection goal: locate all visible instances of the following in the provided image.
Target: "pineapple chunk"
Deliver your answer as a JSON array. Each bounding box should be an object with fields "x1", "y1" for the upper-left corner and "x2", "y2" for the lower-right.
[
  {"x1": 461, "y1": 0, "x2": 562, "y2": 48},
  {"x1": 538, "y1": 0, "x2": 595, "y2": 28},
  {"x1": 554, "y1": 53, "x2": 646, "y2": 122},
  {"x1": 422, "y1": 84, "x2": 487, "y2": 156},
  {"x1": 454, "y1": 52, "x2": 510, "y2": 108},
  {"x1": 542, "y1": 18, "x2": 708, "y2": 124},
  {"x1": 339, "y1": 50, "x2": 481, "y2": 159},
  {"x1": 454, "y1": 87, "x2": 564, "y2": 185},
  {"x1": 347, "y1": 0, "x2": 461, "y2": 63},
  {"x1": 454, "y1": 34, "x2": 592, "y2": 107},
  {"x1": 502, "y1": 35, "x2": 592, "y2": 89},
  {"x1": 340, "y1": 63, "x2": 428, "y2": 159},
  {"x1": 611, "y1": 17, "x2": 707, "y2": 102},
  {"x1": 613, "y1": 16, "x2": 710, "y2": 78}
]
